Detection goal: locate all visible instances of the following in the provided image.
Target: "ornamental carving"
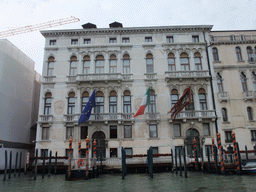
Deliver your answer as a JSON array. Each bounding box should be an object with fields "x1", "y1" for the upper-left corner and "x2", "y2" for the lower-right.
[{"x1": 54, "y1": 100, "x2": 65, "y2": 115}]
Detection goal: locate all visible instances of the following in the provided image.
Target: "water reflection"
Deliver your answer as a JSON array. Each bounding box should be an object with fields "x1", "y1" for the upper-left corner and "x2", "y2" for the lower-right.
[{"x1": 0, "y1": 172, "x2": 255, "y2": 192}]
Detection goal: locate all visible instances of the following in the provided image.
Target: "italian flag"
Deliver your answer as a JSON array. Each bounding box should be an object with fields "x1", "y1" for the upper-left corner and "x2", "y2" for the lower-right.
[{"x1": 134, "y1": 87, "x2": 151, "y2": 117}]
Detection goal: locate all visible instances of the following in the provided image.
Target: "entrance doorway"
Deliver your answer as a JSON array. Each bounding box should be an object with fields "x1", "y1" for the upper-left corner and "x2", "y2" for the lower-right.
[
  {"x1": 185, "y1": 128, "x2": 200, "y2": 157},
  {"x1": 92, "y1": 131, "x2": 106, "y2": 160}
]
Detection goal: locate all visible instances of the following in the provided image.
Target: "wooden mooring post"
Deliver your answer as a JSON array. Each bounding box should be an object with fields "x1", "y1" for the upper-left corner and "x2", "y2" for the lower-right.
[
  {"x1": 34, "y1": 149, "x2": 38, "y2": 180},
  {"x1": 9, "y1": 151, "x2": 12, "y2": 179},
  {"x1": 121, "y1": 147, "x2": 126, "y2": 180},
  {"x1": 54, "y1": 152, "x2": 57, "y2": 175},
  {"x1": 179, "y1": 148, "x2": 182, "y2": 177},
  {"x1": 207, "y1": 147, "x2": 211, "y2": 173},
  {"x1": 3, "y1": 150, "x2": 7, "y2": 181},
  {"x1": 175, "y1": 148, "x2": 178, "y2": 174},
  {"x1": 18, "y1": 152, "x2": 22, "y2": 177},
  {"x1": 147, "y1": 147, "x2": 153, "y2": 178},
  {"x1": 245, "y1": 145, "x2": 248, "y2": 163},
  {"x1": 201, "y1": 147, "x2": 204, "y2": 172},
  {"x1": 171, "y1": 149, "x2": 174, "y2": 173},
  {"x1": 214, "y1": 145, "x2": 218, "y2": 174},
  {"x1": 42, "y1": 150, "x2": 46, "y2": 179},
  {"x1": 14, "y1": 152, "x2": 18, "y2": 177},
  {"x1": 183, "y1": 147, "x2": 187, "y2": 178},
  {"x1": 48, "y1": 150, "x2": 52, "y2": 177}
]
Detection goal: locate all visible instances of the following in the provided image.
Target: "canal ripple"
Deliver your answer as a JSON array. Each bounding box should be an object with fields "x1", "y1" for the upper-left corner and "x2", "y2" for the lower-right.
[{"x1": 0, "y1": 172, "x2": 256, "y2": 192}]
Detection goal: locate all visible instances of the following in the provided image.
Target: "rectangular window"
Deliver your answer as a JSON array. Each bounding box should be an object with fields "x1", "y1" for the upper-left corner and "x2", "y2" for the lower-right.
[
  {"x1": 180, "y1": 58, "x2": 190, "y2": 71},
  {"x1": 83, "y1": 60, "x2": 90, "y2": 74},
  {"x1": 203, "y1": 123, "x2": 210, "y2": 136},
  {"x1": 65, "y1": 149, "x2": 73, "y2": 158},
  {"x1": 47, "y1": 62, "x2": 54, "y2": 76},
  {"x1": 173, "y1": 124, "x2": 181, "y2": 137},
  {"x1": 122, "y1": 37, "x2": 130, "y2": 43},
  {"x1": 123, "y1": 59, "x2": 130, "y2": 74},
  {"x1": 81, "y1": 126, "x2": 88, "y2": 140},
  {"x1": 71, "y1": 39, "x2": 78, "y2": 45},
  {"x1": 84, "y1": 38, "x2": 91, "y2": 44},
  {"x1": 192, "y1": 35, "x2": 199, "y2": 42},
  {"x1": 49, "y1": 40, "x2": 56, "y2": 45},
  {"x1": 95, "y1": 96, "x2": 104, "y2": 113},
  {"x1": 68, "y1": 97, "x2": 75, "y2": 114},
  {"x1": 42, "y1": 127, "x2": 49, "y2": 140},
  {"x1": 70, "y1": 61, "x2": 78, "y2": 76},
  {"x1": 109, "y1": 38, "x2": 117, "y2": 43},
  {"x1": 124, "y1": 148, "x2": 132, "y2": 156},
  {"x1": 148, "y1": 94, "x2": 156, "y2": 113},
  {"x1": 205, "y1": 145, "x2": 212, "y2": 156},
  {"x1": 168, "y1": 58, "x2": 175, "y2": 71},
  {"x1": 95, "y1": 60, "x2": 104, "y2": 73},
  {"x1": 110, "y1": 125, "x2": 117, "y2": 139},
  {"x1": 149, "y1": 124, "x2": 157, "y2": 138},
  {"x1": 146, "y1": 58, "x2": 154, "y2": 73},
  {"x1": 251, "y1": 130, "x2": 256, "y2": 141},
  {"x1": 230, "y1": 35, "x2": 236, "y2": 41},
  {"x1": 66, "y1": 127, "x2": 74, "y2": 140},
  {"x1": 123, "y1": 96, "x2": 131, "y2": 113},
  {"x1": 152, "y1": 147, "x2": 158, "y2": 155},
  {"x1": 41, "y1": 149, "x2": 49, "y2": 157},
  {"x1": 166, "y1": 36, "x2": 174, "y2": 43},
  {"x1": 145, "y1": 36, "x2": 152, "y2": 42},
  {"x1": 110, "y1": 148, "x2": 118, "y2": 157},
  {"x1": 81, "y1": 149, "x2": 86, "y2": 158},
  {"x1": 124, "y1": 125, "x2": 132, "y2": 138},
  {"x1": 109, "y1": 59, "x2": 117, "y2": 73},
  {"x1": 225, "y1": 131, "x2": 232, "y2": 143},
  {"x1": 109, "y1": 96, "x2": 117, "y2": 113},
  {"x1": 44, "y1": 98, "x2": 51, "y2": 115}
]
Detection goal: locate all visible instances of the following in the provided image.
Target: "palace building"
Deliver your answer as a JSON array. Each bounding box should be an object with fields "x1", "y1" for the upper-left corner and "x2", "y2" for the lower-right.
[
  {"x1": 36, "y1": 22, "x2": 217, "y2": 159},
  {"x1": 210, "y1": 30, "x2": 256, "y2": 151}
]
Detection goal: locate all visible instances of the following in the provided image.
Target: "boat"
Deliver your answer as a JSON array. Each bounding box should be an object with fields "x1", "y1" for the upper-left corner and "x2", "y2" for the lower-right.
[{"x1": 242, "y1": 162, "x2": 256, "y2": 174}]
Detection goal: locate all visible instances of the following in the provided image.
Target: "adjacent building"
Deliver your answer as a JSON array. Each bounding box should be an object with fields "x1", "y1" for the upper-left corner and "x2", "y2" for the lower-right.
[
  {"x1": 0, "y1": 39, "x2": 41, "y2": 170},
  {"x1": 210, "y1": 30, "x2": 256, "y2": 151},
  {"x1": 37, "y1": 22, "x2": 217, "y2": 160}
]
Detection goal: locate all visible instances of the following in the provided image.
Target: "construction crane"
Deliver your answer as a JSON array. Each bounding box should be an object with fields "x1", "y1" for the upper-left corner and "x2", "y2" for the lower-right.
[{"x1": 0, "y1": 16, "x2": 80, "y2": 38}]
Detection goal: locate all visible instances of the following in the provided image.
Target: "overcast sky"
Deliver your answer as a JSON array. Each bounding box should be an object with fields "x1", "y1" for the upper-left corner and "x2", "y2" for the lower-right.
[{"x1": 1, "y1": 0, "x2": 256, "y2": 74}]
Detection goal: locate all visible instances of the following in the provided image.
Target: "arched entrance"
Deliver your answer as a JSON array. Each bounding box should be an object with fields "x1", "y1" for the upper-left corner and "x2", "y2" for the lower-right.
[
  {"x1": 185, "y1": 128, "x2": 200, "y2": 157},
  {"x1": 92, "y1": 131, "x2": 106, "y2": 160}
]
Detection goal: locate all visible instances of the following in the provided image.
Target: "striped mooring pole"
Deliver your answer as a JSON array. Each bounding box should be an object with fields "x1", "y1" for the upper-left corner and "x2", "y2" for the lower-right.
[
  {"x1": 68, "y1": 136, "x2": 72, "y2": 180},
  {"x1": 193, "y1": 137, "x2": 198, "y2": 170},
  {"x1": 78, "y1": 140, "x2": 81, "y2": 168},
  {"x1": 86, "y1": 136, "x2": 89, "y2": 179},
  {"x1": 231, "y1": 131, "x2": 240, "y2": 173},
  {"x1": 93, "y1": 139, "x2": 97, "y2": 178},
  {"x1": 212, "y1": 137, "x2": 216, "y2": 163},
  {"x1": 217, "y1": 132, "x2": 225, "y2": 174}
]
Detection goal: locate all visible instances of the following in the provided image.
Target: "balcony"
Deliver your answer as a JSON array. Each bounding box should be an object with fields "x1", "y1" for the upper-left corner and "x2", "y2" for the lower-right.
[
  {"x1": 243, "y1": 91, "x2": 254, "y2": 101},
  {"x1": 218, "y1": 92, "x2": 228, "y2": 102},
  {"x1": 144, "y1": 73, "x2": 157, "y2": 81},
  {"x1": 146, "y1": 112, "x2": 160, "y2": 123},
  {"x1": 38, "y1": 115, "x2": 53, "y2": 123},
  {"x1": 63, "y1": 114, "x2": 79, "y2": 123},
  {"x1": 42, "y1": 76, "x2": 56, "y2": 84},
  {"x1": 165, "y1": 70, "x2": 210, "y2": 82},
  {"x1": 66, "y1": 76, "x2": 77, "y2": 83},
  {"x1": 168, "y1": 110, "x2": 216, "y2": 122},
  {"x1": 77, "y1": 73, "x2": 133, "y2": 84}
]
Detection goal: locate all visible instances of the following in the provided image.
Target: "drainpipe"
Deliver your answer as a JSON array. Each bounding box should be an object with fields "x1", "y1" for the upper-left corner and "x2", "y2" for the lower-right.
[{"x1": 203, "y1": 31, "x2": 219, "y2": 135}]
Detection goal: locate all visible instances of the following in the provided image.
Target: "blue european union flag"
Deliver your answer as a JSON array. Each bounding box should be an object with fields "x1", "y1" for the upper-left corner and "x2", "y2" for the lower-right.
[{"x1": 78, "y1": 90, "x2": 95, "y2": 124}]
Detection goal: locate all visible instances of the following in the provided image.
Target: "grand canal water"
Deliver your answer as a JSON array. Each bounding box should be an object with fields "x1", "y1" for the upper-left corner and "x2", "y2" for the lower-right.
[{"x1": 0, "y1": 172, "x2": 255, "y2": 192}]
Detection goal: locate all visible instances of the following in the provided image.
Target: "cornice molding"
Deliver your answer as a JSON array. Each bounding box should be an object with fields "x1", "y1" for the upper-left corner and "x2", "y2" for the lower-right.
[
  {"x1": 41, "y1": 26, "x2": 213, "y2": 37},
  {"x1": 211, "y1": 40, "x2": 256, "y2": 45}
]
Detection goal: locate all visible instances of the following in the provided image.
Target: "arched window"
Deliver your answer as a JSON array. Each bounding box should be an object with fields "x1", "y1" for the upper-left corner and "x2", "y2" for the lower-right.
[
  {"x1": 81, "y1": 91, "x2": 89, "y2": 112},
  {"x1": 185, "y1": 90, "x2": 194, "y2": 111},
  {"x1": 240, "y1": 72, "x2": 248, "y2": 92},
  {"x1": 68, "y1": 92, "x2": 75, "y2": 114},
  {"x1": 167, "y1": 52, "x2": 175, "y2": 71},
  {"x1": 44, "y1": 92, "x2": 52, "y2": 115},
  {"x1": 146, "y1": 53, "x2": 154, "y2": 73},
  {"x1": 180, "y1": 52, "x2": 190, "y2": 71},
  {"x1": 123, "y1": 54, "x2": 130, "y2": 74},
  {"x1": 247, "y1": 107, "x2": 253, "y2": 121},
  {"x1": 194, "y1": 52, "x2": 202, "y2": 70},
  {"x1": 247, "y1": 46, "x2": 254, "y2": 62},
  {"x1": 171, "y1": 89, "x2": 179, "y2": 107},
  {"x1": 235, "y1": 47, "x2": 242, "y2": 61},
  {"x1": 109, "y1": 54, "x2": 117, "y2": 73},
  {"x1": 95, "y1": 91, "x2": 104, "y2": 113},
  {"x1": 123, "y1": 90, "x2": 131, "y2": 113},
  {"x1": 70, "y1": 56, "x2": 78, "y2": 76},
  {"x1": 47, "y1": 56, "x2": 55, "y2": 76},
  {"x1": 222, "y1": 108, "x2": 228, "y2": 122},
  {"x1": 199, "y1": 88, "x2": 207, "y2": 110},
  {"x1": 83, "y1": 55, "x2": 90, "y2": 74},
  {"x1": 252, "y1": 71, "x2": 256, "y2": 91},
  {"x1": 212, "y1": 48, "x2": 219, "y2": 61},
  {"x1": 216, "y1": 73, "x2": 224, "y2": 92},
  {"x1": 95, "y1": 55, "x2": 104, "y2": 74},
  {"x1": 109, "y1": 91, "x2": 117, "y2": 113},
  {"x1": 148, "y1": 89, "x2": 156, "y2": 113}
]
